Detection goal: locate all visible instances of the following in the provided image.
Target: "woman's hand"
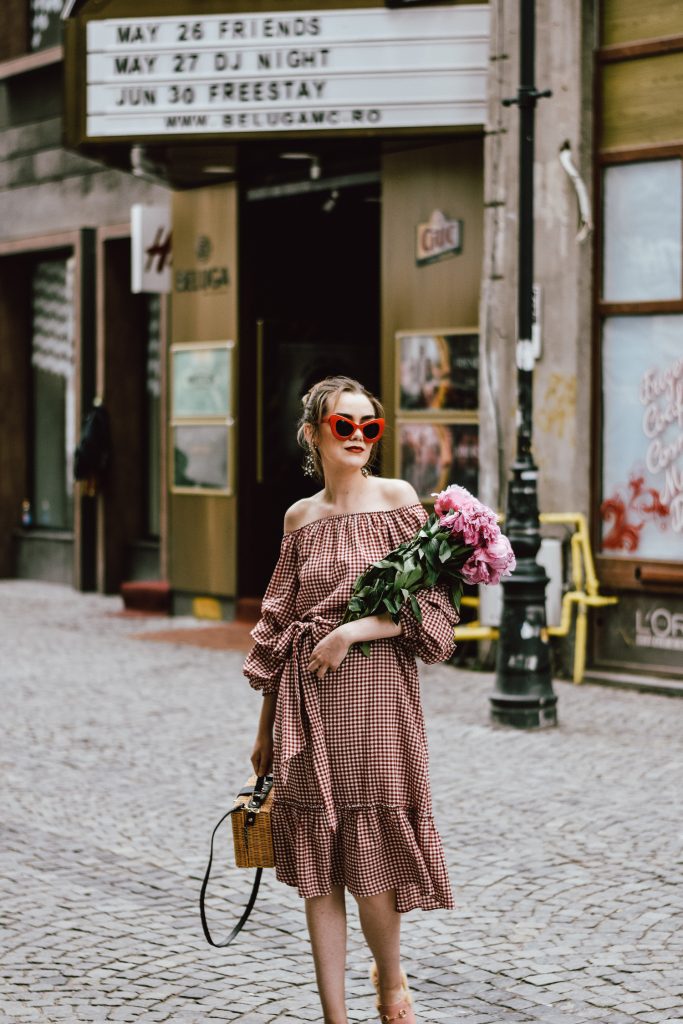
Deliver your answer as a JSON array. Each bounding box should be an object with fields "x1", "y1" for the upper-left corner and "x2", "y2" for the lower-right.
[
  {"x1": 251, "y1": 726, "x2": 274, "y2": 777},
  {"x1": 307, "y1": 624, "x2": 353, "y2": 679}
]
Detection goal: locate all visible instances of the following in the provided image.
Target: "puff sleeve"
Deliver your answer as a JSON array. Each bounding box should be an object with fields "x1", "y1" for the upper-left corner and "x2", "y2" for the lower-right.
[
  {"x1": 398, "y1": 583, "x2": 459, "y2": 664},
  {"x1": 243, "y1": 532, "x2": 299, "y2": 696}
]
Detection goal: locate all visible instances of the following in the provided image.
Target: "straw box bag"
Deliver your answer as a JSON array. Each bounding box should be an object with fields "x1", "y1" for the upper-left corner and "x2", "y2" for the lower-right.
[
  {"x1": 200, "y1": 773, "x2": 275, "y2": 947},
  {"x1": 231, "y1": 773, "x2": 275, "y2": 868}
]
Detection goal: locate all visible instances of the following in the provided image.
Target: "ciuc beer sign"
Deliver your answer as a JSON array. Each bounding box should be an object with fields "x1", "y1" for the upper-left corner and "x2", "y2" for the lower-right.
[
  {"x1": 83, "y1": 6, "x2": 489, "y2": 138},
  {"x1": 416, "y1": 210, "x2": 463, "y2": 266}
]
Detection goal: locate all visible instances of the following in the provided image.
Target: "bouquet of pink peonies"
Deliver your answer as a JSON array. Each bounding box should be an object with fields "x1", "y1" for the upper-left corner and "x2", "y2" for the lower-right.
[{"x1": 342, "y1": 484, "x2": 516, "y2": 653}]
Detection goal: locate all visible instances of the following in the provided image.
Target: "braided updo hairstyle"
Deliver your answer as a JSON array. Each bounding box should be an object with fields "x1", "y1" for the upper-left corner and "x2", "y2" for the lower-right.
[{"x1": 297, "y1": 375, "x2": 385, "y2": 483}]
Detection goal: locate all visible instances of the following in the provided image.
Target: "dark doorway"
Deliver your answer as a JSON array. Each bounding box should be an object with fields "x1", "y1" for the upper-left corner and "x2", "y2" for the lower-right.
[{"x1": 238, "y1": 179, "x2": 381, "y2": 596}]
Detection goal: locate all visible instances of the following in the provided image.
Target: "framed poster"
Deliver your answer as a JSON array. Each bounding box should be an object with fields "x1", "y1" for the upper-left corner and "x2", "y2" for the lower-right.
[
  {"x1": 172, "y1": 423, "x2": 232, "y2": 494},
  {"x1": 396, "y1": 328, "x2": 478, "y2": 413},
  {"x1": 601, "y1": 315, "x2": 683, "y2": 559},
  {"x1": 171, "y1": 341, "x2": 233, "y2": 419},
  {"x1": 396, "y1": 421, "x2": 479, "y2": 501}
]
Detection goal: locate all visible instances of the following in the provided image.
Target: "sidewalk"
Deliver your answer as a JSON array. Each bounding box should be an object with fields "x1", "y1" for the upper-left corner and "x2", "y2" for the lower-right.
[{"x1": 1, "y1": 580, "x2": 681, "y2": 1024}]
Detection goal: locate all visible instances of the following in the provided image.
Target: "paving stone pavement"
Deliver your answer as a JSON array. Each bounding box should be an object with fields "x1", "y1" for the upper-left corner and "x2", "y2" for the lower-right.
[{"x1": 1, "y1": 580, "x2": 682, "y2": 1024}]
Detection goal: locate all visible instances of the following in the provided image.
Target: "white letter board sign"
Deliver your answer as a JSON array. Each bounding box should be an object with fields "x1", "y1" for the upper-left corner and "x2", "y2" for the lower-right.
[{"x1": 85, "y1": 5, "x2": 489, "y2": 138}]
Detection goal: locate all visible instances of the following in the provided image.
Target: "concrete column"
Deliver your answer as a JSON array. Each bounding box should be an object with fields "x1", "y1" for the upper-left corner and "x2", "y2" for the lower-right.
[{"x1": 480, "y1": 0, "x2": 597, "y2": 519}]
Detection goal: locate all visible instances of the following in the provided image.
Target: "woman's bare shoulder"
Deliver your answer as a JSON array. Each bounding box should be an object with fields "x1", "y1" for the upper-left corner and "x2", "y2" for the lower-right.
[
  {"x1": 283, "y1": 495, "x2": 324, "y2": 534},
  {"x1": 378, "y1": 477, "x2": 421, "y2": 509}
]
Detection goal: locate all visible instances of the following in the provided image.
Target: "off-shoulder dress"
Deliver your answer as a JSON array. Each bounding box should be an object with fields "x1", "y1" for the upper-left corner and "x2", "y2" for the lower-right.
[{"x1": 243, "y1": 502, "x2": 458, "y2": 913}]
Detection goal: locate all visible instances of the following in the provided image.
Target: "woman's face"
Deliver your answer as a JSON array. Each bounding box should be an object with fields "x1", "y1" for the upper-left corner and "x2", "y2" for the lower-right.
[{"x1": 313, "y1": 390, "x2": 377, "y2": 478}]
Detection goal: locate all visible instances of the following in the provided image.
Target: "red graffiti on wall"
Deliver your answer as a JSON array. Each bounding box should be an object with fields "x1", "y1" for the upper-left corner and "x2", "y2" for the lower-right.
[{"x1": 600, "y1": 474, "x2": 669, "y2": 552}]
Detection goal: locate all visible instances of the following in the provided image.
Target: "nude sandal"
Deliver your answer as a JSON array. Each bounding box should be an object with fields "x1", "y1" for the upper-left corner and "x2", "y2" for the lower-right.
[{"x1": 370, "y1": 962, "x2": 416, "y2": 1023}]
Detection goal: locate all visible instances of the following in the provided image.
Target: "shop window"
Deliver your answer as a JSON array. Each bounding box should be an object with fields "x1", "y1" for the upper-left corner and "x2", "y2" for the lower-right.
[
  {"x1": 603, "y1": 160, "x2": 682, "y2": 303},
  {"x1": 30, "y1": 258, "x2": 75, "y2": 530},
  {"x1": 145, "y1": 294, "x2": 161, "y2": 538},
  {"x1": 600, "y1": 315, "x2": 682, "y2": 560},
  {"x1": 29, "y1": 0, "x2": 63, "y2": 51},
  {"x1": 599, "y1": 152, "x2": 683, "y2": 565}
]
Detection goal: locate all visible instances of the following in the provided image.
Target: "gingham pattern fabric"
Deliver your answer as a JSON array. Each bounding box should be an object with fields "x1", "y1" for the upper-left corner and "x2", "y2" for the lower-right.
[{"x1": 243, "y1": 503, "x2": 458, "y2": 913}]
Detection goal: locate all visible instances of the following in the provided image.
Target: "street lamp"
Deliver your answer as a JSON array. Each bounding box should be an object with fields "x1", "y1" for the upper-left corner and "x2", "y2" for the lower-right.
[{"x1": 490, "y1": 0, "x2": 557, "y2": 729}]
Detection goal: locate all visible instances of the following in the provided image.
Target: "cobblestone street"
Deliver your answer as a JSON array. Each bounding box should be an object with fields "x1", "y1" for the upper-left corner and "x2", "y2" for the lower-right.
[{"x1": 1, "y1": 580, "x2": 682, "y2": 1024}]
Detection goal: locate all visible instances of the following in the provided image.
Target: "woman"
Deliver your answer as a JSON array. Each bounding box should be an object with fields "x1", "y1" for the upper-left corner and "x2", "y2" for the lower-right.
[{"x1": 244, "y1": 375, "x2": 458, "y2": 1024}]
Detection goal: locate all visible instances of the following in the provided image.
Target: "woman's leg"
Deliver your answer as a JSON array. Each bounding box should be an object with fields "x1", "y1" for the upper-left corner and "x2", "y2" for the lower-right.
[
  {"x1": 355, "y1": 889, "x2": 406, "y2": 1007},
  {"x1": 304, "y1": 883, "x2": 348, "y2": 1024}
]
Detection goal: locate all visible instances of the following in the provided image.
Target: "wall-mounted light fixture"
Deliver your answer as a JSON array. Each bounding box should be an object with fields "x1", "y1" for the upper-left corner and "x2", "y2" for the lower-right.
[
  {"x1": 279, "y1": 152, "x2": 321, "y2": 180},
  {"x1": 202, "y1": 165, "x2": 236, "y2": 175}
]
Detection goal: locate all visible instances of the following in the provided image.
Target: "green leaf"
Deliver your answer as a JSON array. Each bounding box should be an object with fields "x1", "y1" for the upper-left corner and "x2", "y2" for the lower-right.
[
  {"x1": 404, "y1": 567, "x2": 423, "y2": 588},
  {"x1": 438, "y1": 539, "x2": 452, "y2": 563},
  {"x1": 449, "y1": 544, "x2": 472, "y2": 557},
  {"x1": 409, "y1": 593, "x2": 423, "y2": 622}
]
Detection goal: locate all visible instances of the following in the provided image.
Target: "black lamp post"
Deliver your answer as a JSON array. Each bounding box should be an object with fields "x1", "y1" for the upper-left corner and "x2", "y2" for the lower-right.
[{"x1": 490, "y1": 0, "x2": 557, "y2": 728}]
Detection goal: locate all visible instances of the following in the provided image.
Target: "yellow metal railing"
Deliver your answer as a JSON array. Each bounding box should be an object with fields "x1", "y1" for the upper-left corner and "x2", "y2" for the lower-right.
[{"x1": 452, "y1": 513, "x2": 618, "y2": 683}]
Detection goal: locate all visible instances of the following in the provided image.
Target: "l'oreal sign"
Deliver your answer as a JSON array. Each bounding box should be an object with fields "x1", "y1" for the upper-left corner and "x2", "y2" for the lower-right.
[
  {"x1": 416, "y1": 210, "x2": 462, "y2": 266},
  {"x1": 635, "y1": 606, "x2": 683, "y2": 652}
]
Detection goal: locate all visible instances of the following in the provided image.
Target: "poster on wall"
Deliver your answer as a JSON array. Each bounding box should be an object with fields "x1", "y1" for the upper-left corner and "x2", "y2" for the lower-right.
[
  {"x1": 397, "y1": 330, "x2": 478, "y2": 412},
  {"x1": 601, "y1": 315, "x2": 683, "y2": 560},
  {"x1": 172, "y1": 423, "x2": 231, "y2": 493},
  {"x1": 171, "y1": 342, "x2": 232, "y2": 418},
  {"x1": 396, "y1": 422, "x2": 479, "y2": 501}
]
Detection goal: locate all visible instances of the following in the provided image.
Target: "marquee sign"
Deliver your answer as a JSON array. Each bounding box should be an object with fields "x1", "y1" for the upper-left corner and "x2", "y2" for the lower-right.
[{"x1": 84, "y1": 5, "x2": 489, "y2": 138}]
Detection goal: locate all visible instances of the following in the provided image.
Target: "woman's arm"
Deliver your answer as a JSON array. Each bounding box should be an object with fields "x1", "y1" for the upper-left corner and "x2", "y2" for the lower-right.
[
  {"x1": 250, "y1": 693, "x2": 277, "y2": 776},
  {"x1": 307, "y1": 614, "x2": 402, "y2": 679},
  {"x1": 339, "y1": 614, "x2": 402, "y2": 645}
]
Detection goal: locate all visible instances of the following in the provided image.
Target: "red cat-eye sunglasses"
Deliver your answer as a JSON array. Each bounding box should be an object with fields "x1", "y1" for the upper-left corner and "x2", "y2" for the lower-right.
[{"x1": 321, "y1": 414, "x2": 385, "y2": 443}]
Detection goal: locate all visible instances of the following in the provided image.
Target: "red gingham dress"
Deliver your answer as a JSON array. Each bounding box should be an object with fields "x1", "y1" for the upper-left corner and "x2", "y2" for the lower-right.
[{"x1": 243, "y1": 503, "x2": 458, "y2": 913}]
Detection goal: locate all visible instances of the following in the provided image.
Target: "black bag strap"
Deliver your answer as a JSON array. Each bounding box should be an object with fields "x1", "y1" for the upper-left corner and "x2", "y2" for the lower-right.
[{"x1": 199, "y1": 775, "x2": 273, "y2": 948}]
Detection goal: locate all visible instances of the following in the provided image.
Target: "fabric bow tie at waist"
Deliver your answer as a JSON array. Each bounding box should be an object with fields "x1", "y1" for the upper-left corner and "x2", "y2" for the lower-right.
[{"x1": 271, "y1": 616, "x2": 339, "y2": 832}]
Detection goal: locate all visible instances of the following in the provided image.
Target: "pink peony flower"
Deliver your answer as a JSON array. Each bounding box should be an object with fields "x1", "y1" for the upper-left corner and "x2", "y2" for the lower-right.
[
  {"x1": 459, "y1": 554, "x2": 492, "y2": 585},
  {"x1": 481, "y1": 534, "x2": 516, "y2": 575},
  {"x1": 433, "y1": 484, "x2": 476, "y2": 518},
  {"x1": 434, "y1": 485, "x2": 500, "y2": 547},
  {"x1": 460, "y1": 534, "x2": 516, "y2": 586}
]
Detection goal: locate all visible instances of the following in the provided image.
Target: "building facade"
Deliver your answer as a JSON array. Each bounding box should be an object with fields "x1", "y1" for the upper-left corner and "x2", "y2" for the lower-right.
[
  {"x1": 1, "y1": 0, "x2": 681, "y2": 680},
  {"x1": 0, "y1": 0, "x2": 171, "y2": 591}
]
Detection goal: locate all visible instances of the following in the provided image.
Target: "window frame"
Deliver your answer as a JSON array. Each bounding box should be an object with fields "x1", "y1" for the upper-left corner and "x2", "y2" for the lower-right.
[
  {"x1": 0, "y1": 229, "x2": 93, "y2": 588},
  {"x1": 593, "y1": 137, "x2": 683, "y2": 592}
]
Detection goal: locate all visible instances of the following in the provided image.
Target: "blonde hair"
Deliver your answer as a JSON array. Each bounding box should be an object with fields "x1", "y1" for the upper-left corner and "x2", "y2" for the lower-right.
[{"x1": 297, "y1": 375, "x2": 384, "y2": 482}]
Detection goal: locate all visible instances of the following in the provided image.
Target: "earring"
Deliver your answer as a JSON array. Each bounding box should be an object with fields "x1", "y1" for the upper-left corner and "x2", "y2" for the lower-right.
[
  {"x1": 303, "y1": 446, "x2": 317, "y2": 478},
  {"x1": 361, "y1": 465, "x2": 371, "y2": 478}
]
